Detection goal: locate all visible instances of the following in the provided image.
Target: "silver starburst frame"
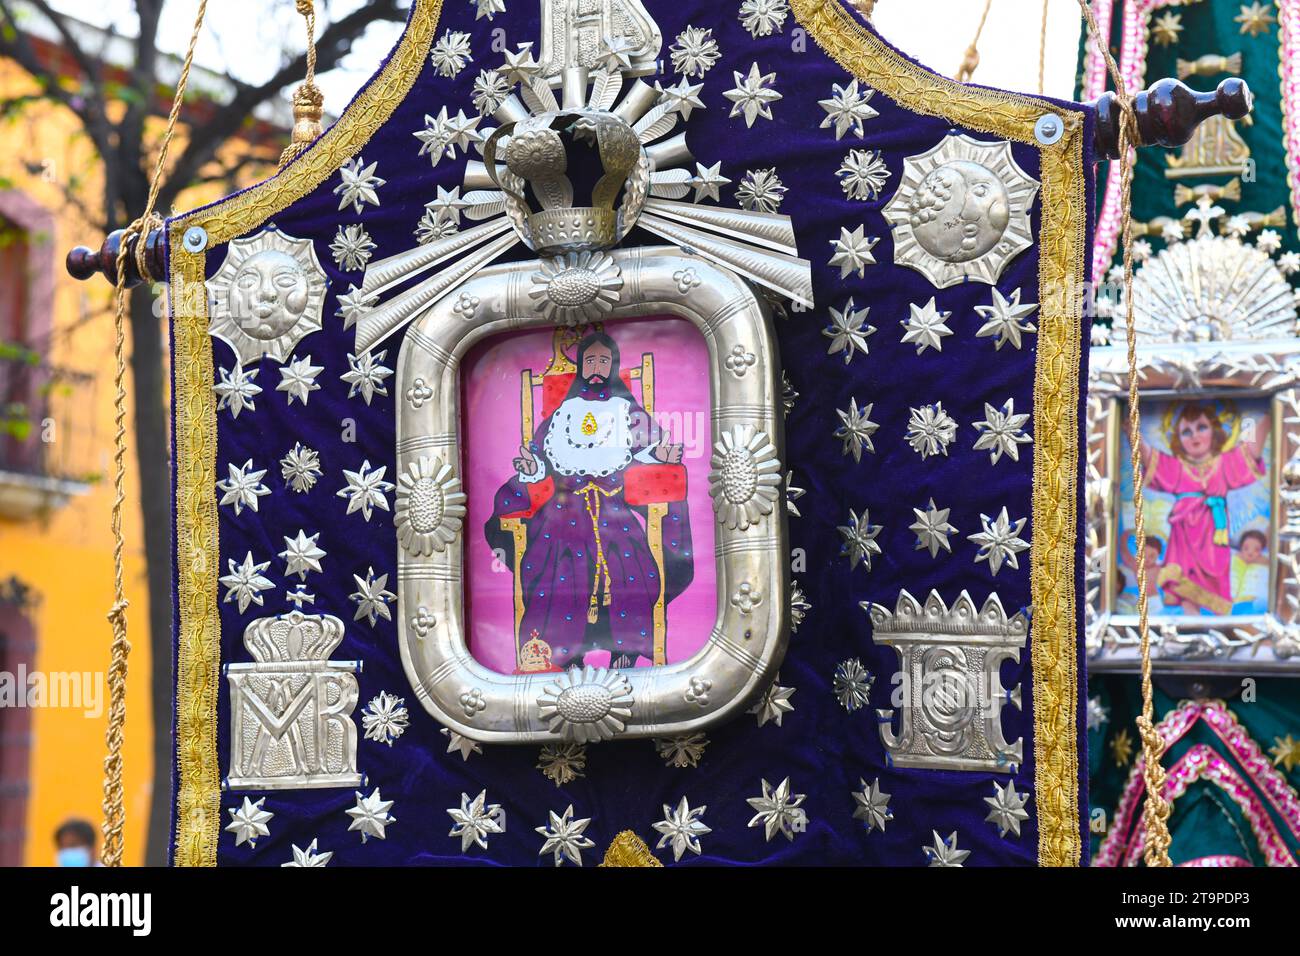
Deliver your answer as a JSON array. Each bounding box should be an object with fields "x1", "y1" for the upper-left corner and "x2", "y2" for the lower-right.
[
  {"x1": 1088, "y1": 234, "x2": 1300, "y2": 671},
  {"x1": 391, "y1": 247, "x2": 790, "y2": 743},
  {"x1": 883, "y1": 134, "x2": 1039, "y2": 289}
]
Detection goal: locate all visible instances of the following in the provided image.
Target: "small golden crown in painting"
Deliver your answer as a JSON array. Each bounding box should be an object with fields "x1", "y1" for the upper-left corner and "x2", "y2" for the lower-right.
[{"x1": 519, "y1": 630, "x2": 556, "y2": 672}]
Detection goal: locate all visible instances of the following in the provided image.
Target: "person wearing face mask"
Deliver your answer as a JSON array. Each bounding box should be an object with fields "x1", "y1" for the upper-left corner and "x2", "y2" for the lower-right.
[{"x1": 54, "y1": 818, "x2": 101, "y2": 867}]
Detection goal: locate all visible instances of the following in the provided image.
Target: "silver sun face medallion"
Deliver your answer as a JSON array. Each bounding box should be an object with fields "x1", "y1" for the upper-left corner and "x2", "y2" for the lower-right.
[
  {"x1": 883, "y1": 134, "x2": 1040, "y2": 289},
  {"x1": 207, "y1": 227, "x2": 328, "y2": 365}
]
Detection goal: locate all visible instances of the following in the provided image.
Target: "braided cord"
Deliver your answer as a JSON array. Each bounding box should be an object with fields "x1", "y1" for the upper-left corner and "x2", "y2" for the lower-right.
[
  {"x1": 1073, "y1": 0, "x2": 1173, "y2": 867},
  {"x1": 103, "y1": 0, "x2": 209, "y2": 869}
]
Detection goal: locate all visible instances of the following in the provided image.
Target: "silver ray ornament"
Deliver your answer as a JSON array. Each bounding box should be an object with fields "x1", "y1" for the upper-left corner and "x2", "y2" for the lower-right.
[
  {"x1": 851, "y1": 778, "x2": 893, "y2": 833},
  {"x1": 832, "y1": 658, "x2": 874, "y2": 712},
  {"x1": 653, "y1": 795, "x2": 711, "y2": 860},
  {"x1": 984, "y1": 779, "x2": 1031, "y2": 838},
  {"x1": 746, "y1": 777, "x2": 807, "y2": 842},
  {"x1": 346, "y1": 788, "x2": 396, "y2": 843},
  {"x1": 448, "y1": 790, "x2": 506, "y2": 852},
  {"x1": 536, "y1": 805, "x2": 595, "y2": 866}
]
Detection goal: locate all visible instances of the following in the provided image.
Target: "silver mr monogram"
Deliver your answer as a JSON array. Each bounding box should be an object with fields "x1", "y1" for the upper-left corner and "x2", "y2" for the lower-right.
[{"x1": 226, "y1": 611, "x2": 362, "y2": 790}]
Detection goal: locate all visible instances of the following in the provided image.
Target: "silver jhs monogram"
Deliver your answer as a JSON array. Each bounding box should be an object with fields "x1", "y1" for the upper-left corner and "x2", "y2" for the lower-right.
[{"x1": 868, "y1": 590, "x2": 1027, "y2": 772}]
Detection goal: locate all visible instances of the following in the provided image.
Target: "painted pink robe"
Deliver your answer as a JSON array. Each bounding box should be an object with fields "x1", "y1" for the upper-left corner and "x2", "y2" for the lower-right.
[{"x1": 1147, "y1": 446, "x2": 1264, "y2": 608}]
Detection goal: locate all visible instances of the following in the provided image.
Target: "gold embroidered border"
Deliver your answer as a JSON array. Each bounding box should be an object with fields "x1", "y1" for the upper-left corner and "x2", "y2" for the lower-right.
[
  {"x1": 169, "y1": 0, "x2": 442, "y2": 867},
  {"x1": 793, "y1": 0, "x2": 1086, "y2": 866}
]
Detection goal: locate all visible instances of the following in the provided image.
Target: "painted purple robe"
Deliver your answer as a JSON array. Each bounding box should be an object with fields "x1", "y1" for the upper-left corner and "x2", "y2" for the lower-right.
[{"x1": 486, "y1": 387, "x2": 694, "y2": 668}]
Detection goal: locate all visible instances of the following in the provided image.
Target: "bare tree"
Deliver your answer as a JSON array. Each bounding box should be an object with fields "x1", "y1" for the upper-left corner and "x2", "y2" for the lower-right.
[{"x1": 0, "y1": 0, "x2": 409, "y2": 865}]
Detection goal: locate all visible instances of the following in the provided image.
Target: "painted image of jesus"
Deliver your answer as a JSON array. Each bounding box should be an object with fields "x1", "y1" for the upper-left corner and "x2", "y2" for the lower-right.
[
  {"x1": 1126, "y1": 399, "x2": 1271, "y2": 616},
  {"x1": 485, "y1": 331, "x2": 695, "y2": 671}
]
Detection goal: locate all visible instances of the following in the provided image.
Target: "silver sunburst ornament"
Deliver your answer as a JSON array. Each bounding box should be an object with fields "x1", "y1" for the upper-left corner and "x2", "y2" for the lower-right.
[
  {"x1": 832, "y1": 658, "x2": 874, "y2": 712},
  {"x1": 538, "y1": 742, "x2": 587, "y2": 785},
  {"x1": 655, "y1": 733, "x2": 708, "y2": 768},
  {"x1": 1116, "y1": 226, "x2": 1298, "y2": 343},
  {"x1": 393, "y1": 456, "x2": 467, "y2": 556},
  {"x1": 361, "y1": 691, "x2": 410, "y2": 747},
  {"x1": 206, "y1": 227, "x2": 327, "y2": 365},
  {"x1": 884, "y1": 134, "x2": 1040, "y2": 288},
  {"x1": 528, "y1": 251, "x2": 624, "y2": 325},
  {"x1": 430, "y1": 29, "x2": 474, "y2": 78},
  {"x1": 906, "y1": 402, "x2": 958, "y2": 459},
  {"x1": 837, "y1": 148, "x2": 891, "y2": 202},
  {"x1": 536, "y1": 666, "x2": 634, "y2": 742},
  {"x1": 670, "y1": 25, "x2": 720, "y2": 77},
  {"x1": 708, "y1": 424, "x2": 782, "y2": 531}
]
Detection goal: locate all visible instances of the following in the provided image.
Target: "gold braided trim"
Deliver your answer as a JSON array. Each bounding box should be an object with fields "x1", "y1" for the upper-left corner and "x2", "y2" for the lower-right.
[
  {"x1": 599, "y1": 831, "x2": 663, "y2": 867},
  {"x1": 168, "y1": 0, "x2": 442, "y2": 868},
  {"x1": 792, "y1": 0, "x2": 1086, "y2": 866}
]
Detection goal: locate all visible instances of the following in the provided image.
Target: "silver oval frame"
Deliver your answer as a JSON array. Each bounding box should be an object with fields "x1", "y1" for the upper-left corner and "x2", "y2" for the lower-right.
[{"x1": 394, "y1": 245, "x2": 789, "y2": 743}]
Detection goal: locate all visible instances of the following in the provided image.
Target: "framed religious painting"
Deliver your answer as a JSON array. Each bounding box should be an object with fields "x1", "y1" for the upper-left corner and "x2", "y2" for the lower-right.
[
  {"x1": 1087, "y1": 213, "x2": 1300, "y2": 672},
  {"x1": 391, "y1": 249, "x2": 791, "y2": 743}
]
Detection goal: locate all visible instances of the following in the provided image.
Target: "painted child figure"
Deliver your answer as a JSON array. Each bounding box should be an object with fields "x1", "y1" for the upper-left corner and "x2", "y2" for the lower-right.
[
  {"x1": 1116, "y1": 530, "x2": 1164, "y2": 614},
  {"x1": 1139, "y1": 402, "x2": 1268, "y2": 616},
  {"x1": 1231, "y1": 529, "x2": 1270, "y2": 615}
]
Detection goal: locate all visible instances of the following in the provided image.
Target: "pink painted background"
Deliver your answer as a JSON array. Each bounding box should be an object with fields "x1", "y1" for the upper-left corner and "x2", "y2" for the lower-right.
[{"x1": 460, "y1": 316, "x2": 718, "y2": 674}]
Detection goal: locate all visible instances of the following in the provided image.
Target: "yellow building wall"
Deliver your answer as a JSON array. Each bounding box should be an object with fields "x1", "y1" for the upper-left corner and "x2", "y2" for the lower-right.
[{"x1": 0, "y1": 58, "x2": 277, "y2": 865}]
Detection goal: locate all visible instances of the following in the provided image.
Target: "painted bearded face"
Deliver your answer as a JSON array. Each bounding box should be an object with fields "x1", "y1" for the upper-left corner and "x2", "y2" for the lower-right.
[
  {"x1": 1177, "y1": 413, "x2": 1215, "y2": 461},
  {"x1": 581, "y1": 343, "x2": 614, "y2": 385},
  {"x1": 230, "y1": 250, "x2": 310, "y2": 340},
  {"x1": 909, "y1": 160, "x2": 1011, "y2": 263}
]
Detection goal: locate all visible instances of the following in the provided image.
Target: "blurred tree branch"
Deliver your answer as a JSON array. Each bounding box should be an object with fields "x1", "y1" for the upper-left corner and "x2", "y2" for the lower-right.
[{"x1": 0, "y1": 0, "x2": 411, "y2": 866}]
